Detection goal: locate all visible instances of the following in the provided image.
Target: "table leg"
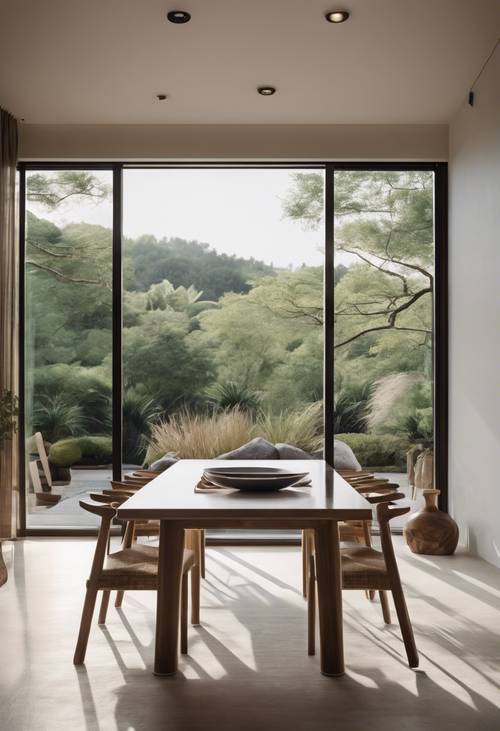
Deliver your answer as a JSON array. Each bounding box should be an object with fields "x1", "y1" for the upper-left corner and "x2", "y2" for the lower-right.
[
  {"x1": 314, "y1": 521, "x2": 344, "y2": 676},
  {"x1": 154, "y1": 520, "x2": 185, "y2": 676}
]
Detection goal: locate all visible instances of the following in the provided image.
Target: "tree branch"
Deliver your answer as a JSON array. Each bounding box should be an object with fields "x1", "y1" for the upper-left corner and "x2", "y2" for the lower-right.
[
  {"x1": 28, "y1": 240, "x2": 72, "y2": 258},
  {"x1": 334, "y1": 286, "x2": 432, "y2": 348},
  {"x1": 26, "y1": 259, "x2": 104, "y2": 286},
  {"x1": 335, "y1": 324, "x2": 432, "y2": 349},
  {"x1": 337, "y1": 244, "x2": 433, "y2": 283}
]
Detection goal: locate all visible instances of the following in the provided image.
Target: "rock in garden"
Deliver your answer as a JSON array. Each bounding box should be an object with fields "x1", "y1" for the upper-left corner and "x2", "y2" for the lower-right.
[
  {"x1": 218, "y1": 437, "x2": 279, "y2": 460},
  {"x1": 275, "y1": 443, "x2": 315, "y2": 460},
  {"x1": 150, "y1": 452, "x2": 179, "y2": 472},
  {"x1": 333, "y1": 439, "x2": 362, "y2": 471}
]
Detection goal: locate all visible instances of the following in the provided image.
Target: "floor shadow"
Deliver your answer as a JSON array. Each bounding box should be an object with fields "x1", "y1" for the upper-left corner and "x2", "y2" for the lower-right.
[
  {"x1": 11, "y1": 540, "x2": 494, "y2": 731},
  {"x1": 109, "y1": 658, "x2": 500, "y2": 731},
  {"x1": 209, "y1": 547, "x2": 303, "y2": 595}
]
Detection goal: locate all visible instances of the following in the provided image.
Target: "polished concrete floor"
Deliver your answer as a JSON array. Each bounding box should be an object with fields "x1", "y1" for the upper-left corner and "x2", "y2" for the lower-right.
[{"x1": 0, "y1": 538, "x2": 499, "y2": 731}]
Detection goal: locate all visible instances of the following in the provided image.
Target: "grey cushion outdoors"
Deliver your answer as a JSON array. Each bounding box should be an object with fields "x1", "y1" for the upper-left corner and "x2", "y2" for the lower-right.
[
  {"x1": 217, "y1": 437, "x2": 279, "y2": 460},
  {"x1": 333, "y1": 439, "x2": 362, "y2": 471},
  {"x1": 275, "y1": 443, "x2": 315, "y2": 460},
  {"x1": 149, "y1": 451, "x2": 178, "y2": 473}
]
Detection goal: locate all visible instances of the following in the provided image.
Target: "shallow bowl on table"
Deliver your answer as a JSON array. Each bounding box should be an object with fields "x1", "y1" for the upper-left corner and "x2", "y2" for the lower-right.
[
  {"x1": 204, "y1": 466, "x2": 300, "y2": 478},
  {"x1": 203, "y1": 467, "x2": 308, "y2": 491}
]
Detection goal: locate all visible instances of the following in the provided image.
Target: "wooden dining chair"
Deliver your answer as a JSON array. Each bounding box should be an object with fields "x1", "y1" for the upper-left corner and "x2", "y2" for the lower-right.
[
  {"x1": 307, "y1": 500, "x2": 419, "y2": 668},
  {"x1": 98, "y1": 485, "x2": 202, "y2": 623},
  {"x1": 73, "y1": 498, "x2": 199, "y2": 664},
  {"x1": 301, "y1": 473, "x2": 402, "y2": 599}
]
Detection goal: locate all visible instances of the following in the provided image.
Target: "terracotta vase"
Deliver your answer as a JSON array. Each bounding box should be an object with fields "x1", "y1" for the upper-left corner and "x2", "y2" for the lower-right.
[{"x1": 404, "y1": 489, "x2": 459, "y2": 555}]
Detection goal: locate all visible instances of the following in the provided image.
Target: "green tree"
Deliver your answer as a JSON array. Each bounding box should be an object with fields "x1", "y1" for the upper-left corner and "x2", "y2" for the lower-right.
[{"x1": 283, "y1": 171, "x2": 434, "y2": 350}]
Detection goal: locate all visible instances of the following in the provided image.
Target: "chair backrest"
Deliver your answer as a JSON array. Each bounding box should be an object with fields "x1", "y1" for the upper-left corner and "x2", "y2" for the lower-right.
[
  {"x1": 110, "y1": 480, "x2": 140, "y2": 492},
  {"x1": 364, "y1": 491, "x2": 405, "y2": 504},
  {"x1": 34, "y1": 432, "x2": 52, "y2": 488},
  {"x1": 376, "y1": 501, "x2": 410, "y2": 578},
  {"x1": 79, "y1": 499, "x2": 118, "y2": 581}
]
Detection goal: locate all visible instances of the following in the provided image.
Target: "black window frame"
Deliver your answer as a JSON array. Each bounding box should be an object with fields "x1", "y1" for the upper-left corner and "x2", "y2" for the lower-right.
[{"x1": 17, "y1": 160, "x2": 447, "y2": 536}]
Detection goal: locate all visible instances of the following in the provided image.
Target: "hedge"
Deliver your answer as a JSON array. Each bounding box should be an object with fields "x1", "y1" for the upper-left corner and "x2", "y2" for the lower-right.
[
  {"x1": 335, "y1": 433, "x2": 409, "y2": 470},
  {"x1": 49, "y1": 436, "x2": 113, "y2": 467}
]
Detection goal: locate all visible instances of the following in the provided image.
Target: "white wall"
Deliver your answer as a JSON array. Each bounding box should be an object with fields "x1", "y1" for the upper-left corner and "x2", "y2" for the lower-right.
[
  {"x1": 18, "y1": 123, "x2": 448, "y2": 161},
  {"x1": 449, "y1": 50, "x2": 500, "y2": 567}
]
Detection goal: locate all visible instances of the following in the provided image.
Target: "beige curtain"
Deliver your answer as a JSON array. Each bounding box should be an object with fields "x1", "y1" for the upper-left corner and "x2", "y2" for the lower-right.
[{"x1": 0, "y1": 107, "x2": 19, "y2": 539}]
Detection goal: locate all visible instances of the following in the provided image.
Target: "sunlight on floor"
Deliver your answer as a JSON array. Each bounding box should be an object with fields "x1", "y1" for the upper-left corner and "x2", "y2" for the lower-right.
[{"x1": 1, "y1": 538, "x2": 500, "y2": 731}]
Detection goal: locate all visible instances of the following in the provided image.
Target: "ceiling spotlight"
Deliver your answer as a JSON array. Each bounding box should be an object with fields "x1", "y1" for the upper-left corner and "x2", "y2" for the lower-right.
[
  {"x1": 167, "y1": 10, "x2": 191, "y2": 23},
  {"x1": 325, "y1": 10, "x2": 350, "y2": 23},
  {"x1": 257, "y1": 86, "x2": 276, "y2": 96},
  {"x1": 155, "y1": 93, "x2": 167, "y2": 100}
]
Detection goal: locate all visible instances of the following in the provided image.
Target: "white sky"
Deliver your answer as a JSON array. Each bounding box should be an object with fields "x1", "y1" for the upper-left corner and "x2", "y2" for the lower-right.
[{"x1": 30, "y1": 169, "x2": 325, "y2": 269}]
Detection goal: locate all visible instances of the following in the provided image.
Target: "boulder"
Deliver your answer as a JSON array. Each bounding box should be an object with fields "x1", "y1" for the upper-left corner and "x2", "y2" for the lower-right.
[
  {"x1": 275, "y1": 443, "x2": 315, "y2": 460},
  {"x1": 333, "y1": 439, "x2": 362, "y2": 471},
  {"x1": 150, "y1": 451, "x2": 179, "y2": 473},
  {"x1": 217, "y1": 437, "x2": 279, "y2": 460}
]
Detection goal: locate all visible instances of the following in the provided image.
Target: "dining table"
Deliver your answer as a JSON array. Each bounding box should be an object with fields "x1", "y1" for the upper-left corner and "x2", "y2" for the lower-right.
[{"x1": 116, "y1": 459, "x2": 372, "y2": 677}]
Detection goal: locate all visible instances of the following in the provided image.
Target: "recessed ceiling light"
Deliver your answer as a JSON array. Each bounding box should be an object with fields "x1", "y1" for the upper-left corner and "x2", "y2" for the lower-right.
[
  {"x1": 257, "y1": 86, "x2": 276, "y2": 96},
  {"x1": 325, "y1": 10, "x2": 350, "y2": 23},
  {"x1": 167, "y1": 10, "x2": 191, "y2": 24},
  {"x1": 155, "y1": 93, "x2": 167, "y2": 101}
]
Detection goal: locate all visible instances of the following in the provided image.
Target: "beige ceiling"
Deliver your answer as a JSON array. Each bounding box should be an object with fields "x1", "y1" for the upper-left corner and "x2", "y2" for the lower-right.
[{"x1": 1, "y1": 0, "x2": 499, "y2": 125}]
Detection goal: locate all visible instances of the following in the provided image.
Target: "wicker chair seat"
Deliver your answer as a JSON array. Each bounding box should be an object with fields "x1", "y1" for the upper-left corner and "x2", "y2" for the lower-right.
[
  {"x1": 90, "y1": 545, "x2": 195, "y2": 590},
  {"x1": 341, "y1": 546, "x2": 391, "y2": 590}
]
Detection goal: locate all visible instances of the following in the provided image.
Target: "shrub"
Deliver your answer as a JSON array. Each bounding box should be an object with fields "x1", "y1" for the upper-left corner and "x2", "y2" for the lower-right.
[
  {"x1": 49, "y1": 435, "x2": 112, "y2": 467},
  {"x1": 255, "y1": 402, "x2": 323, "y2": 453},
  {"x1": 32, "y1": 394, "x2": 86, "y2": 443},
  {"x1": 404, "y1": 407, "x2": 433, "y2": 441},
  {"x1": 48, "y1": 440, "x2": 82, "y2": 467},
  {"x1": 145, "y1": 408, "x2": 254, "y2": 463},
  {"x1": 335, "y1": 433, "x2": 409, "y2": 470},
  {"x1": 32, "y1": 364, "x2": 111, "y2": 434}
]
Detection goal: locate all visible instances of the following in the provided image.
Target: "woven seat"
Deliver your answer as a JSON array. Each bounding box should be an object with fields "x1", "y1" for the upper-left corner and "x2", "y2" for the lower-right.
[
  {"x1": 301, "y1": 472, "x2": 403, "y2": 614},
  {"x1": 110, "y1": 478, "x2": 206, "y2": 578},
  {"x1": 96, "y1": 546, "x2": 195, "y2": 590},
  {"x1": 103, "y1": 545, "x2": 194, "y2": 577},
  {"x1": 341, "y1": 546, "x2": 391, "y2": 590}
]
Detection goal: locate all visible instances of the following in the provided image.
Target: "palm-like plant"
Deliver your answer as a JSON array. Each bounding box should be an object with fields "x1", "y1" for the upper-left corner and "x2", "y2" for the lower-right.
[
  {"x1": 333, "y1": 383, "x2": 370, "y2": 434},
  {"x1": 206, "y1": 381, "x2": 262, "y2": 415},
  {"x1": 123, "y1": 392, "x2": 163, "y2": 464},
  {"x1": 32, "y1": 394, "x2": 86, "y2": 443}
]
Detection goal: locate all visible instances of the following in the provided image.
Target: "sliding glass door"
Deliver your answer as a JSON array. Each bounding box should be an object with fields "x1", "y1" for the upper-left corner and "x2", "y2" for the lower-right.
[{"x1": 19, "y1": 163, "x2": 445, "y2": 531}]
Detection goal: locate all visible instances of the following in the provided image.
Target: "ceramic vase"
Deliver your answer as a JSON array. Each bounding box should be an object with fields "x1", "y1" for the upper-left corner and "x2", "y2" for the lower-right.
[{"x1": 404, "y1": 489, "x2": 459, "y2": 555}]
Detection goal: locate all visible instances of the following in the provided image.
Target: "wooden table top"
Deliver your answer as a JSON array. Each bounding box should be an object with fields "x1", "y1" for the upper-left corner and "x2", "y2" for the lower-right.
[{"x1": 116, "y1": 460, "x2": 372, "y2": 521}]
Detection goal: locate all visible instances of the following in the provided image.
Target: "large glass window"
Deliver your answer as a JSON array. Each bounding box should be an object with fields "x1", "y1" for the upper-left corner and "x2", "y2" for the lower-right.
[
  {"x1": 24, "y1": 170, "x2": 113, "y2": 528},
  {"x1": 333, "y1": 170, "x2": 435, "y2": 517},
  {"x1": 20, "y1": 164, "x2": 443, "y2": 531},
  {"x1": 122, "y1": 168, "x2": 325, "y2": 475}
]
